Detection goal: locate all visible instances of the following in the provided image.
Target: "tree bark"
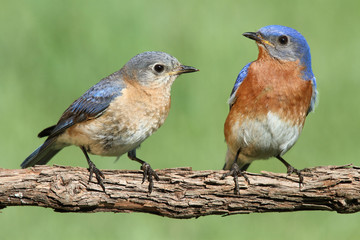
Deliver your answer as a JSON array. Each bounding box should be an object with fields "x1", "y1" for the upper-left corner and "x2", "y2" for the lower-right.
[{"x1": 1, "y1": 165, "x2": 359, "y2": 218}]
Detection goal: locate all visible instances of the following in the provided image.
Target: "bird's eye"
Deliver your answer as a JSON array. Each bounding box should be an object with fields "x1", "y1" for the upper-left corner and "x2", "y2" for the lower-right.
[
  {"x1": 153, "y1": 64, "x2": 165, "y2": 73},
  {"x1": 278, "y1": 35, "x2": 289, "y2": 45}
]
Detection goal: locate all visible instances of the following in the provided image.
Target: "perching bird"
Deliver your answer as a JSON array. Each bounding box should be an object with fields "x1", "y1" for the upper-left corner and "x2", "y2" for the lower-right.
[
  {"x1": 222, "y1": 25, "x2": 317, "y2": 194},
  {"x1": 21, "y1": 51, "x2": 198, "y2": 193}
]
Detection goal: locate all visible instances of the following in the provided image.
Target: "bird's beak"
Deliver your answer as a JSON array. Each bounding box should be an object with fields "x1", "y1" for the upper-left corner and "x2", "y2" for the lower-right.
[
  {"x1": 243, "y1": 32, "x2": 274, "y2": 47},
  {"x1": 243, "y1": 32, "x2": 262, "y2": 41},
  {"x1": 172, "y1": 65, "x2": 199, "y2": 75}
]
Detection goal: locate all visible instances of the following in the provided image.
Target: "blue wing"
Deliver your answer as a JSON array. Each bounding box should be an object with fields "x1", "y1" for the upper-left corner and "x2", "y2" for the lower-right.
[
  {"x1": 228, "y1": 62, "x2": 252, "y2": 108},
  {"x1": 39, "y1": 73, "x2": 126, "y2": 138},
  {"x1": 307, "y1": 76, "x2": 318, "y2": 115}
]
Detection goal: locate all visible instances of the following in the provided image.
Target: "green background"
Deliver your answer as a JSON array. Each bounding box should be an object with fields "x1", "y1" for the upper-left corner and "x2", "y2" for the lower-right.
[{"x1": 1, "y1": 0, "x2": 360, "y2": 239}]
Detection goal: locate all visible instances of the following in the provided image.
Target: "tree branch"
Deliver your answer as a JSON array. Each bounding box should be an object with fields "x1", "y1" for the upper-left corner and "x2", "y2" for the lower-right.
[{"x1": 1, "y1": 165, "x2": 359, "y2": 218}]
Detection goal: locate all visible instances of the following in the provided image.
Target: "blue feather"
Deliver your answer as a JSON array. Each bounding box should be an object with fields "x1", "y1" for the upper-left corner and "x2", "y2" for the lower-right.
[
  {"x1": 48, "y1": 75, "x2": 126, "y2": 138},
  {"x1": 228, "y1": 62, "x2": 251, "y2": 108}
]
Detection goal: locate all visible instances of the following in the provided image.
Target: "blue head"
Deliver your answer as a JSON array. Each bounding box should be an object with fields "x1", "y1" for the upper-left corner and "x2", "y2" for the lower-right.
[{"x1": 243, "y1": 25, "x2": 314, "y2": 80}]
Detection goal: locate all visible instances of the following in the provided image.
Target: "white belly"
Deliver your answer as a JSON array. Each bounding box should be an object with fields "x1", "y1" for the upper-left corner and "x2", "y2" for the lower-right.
[
  {"x1": 236, "y1": 112, "x2": 301, "y2": 160},
  {"x1": 86, "y1": 115, "x2": 163, "y2": 156}
]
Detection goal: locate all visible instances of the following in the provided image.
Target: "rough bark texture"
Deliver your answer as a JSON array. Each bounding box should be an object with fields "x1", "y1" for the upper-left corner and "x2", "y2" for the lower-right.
[{"x1": 1, "y1": 165, "x2": 359, "y2": 218}]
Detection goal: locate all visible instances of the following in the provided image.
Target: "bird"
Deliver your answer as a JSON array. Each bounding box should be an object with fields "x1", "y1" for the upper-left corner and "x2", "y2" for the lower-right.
[
  {"x1": 21, "y1": 51, "x2": 198, "y2": 193},
  {"x1": 222, "y1": 25, "x2": 317, "y2": 194}
]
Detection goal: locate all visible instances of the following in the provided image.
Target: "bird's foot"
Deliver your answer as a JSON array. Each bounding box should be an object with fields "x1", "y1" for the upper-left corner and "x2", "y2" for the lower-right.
[
  {"x1": 285, "y1": 165, "x2": 303, "y2": 189},
  {"x1": 221, "y1": 162, "x2": 250, "y2": 195},
  {"x1": 88, "y1": 160, "x2": 105, "y2": 192},
  {"x1": 140, "y1": 162, "x2": 159, "y2": 194},
  {"x1": 276, "y1": 155, "x2": 304, "y2": 189}
]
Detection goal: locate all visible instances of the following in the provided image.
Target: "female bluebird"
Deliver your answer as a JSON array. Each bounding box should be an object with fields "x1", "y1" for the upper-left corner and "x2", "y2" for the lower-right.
[
  {"x1": 222, "y1": 25, "x2": 317, "y2": 194},
  {"x1": 21, "y1": 51, "x2": 198, "y2": 193}
]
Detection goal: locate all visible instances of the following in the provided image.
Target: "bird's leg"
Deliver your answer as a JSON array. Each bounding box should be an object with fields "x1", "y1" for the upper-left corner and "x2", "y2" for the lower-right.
[
  {"x1": 128, "y1": 149, "x2": 159, "y2": 193},
  {"x1": 81, "y1": 147, "x2": 105, "y2": 192},
  {"x1": 276, "y1": 155, "x2": 303, "y2": 188},
  {"x1": 221, "y1": 148, "x2": 250, "y2": 195}
]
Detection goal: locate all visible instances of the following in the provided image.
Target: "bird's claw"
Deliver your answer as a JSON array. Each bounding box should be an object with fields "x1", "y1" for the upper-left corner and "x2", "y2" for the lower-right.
[
  {"x1": 88, "y1": 161, "x2": 105, "y2": 192},
  {"x1": 221, "y1": 163, "x2": 250, "y2": 195},
  {"x1": 286, "y1": 165, "x2": 303, "y2": 189},
  {"x1": 141, "y1": 162, "x2": 159, "y2": 193}
]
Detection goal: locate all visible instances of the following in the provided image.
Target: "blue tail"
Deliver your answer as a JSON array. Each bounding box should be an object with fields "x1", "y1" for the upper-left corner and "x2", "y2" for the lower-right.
[{"x1": 21, "y1": 138, "x2": 62, "y2": 168}]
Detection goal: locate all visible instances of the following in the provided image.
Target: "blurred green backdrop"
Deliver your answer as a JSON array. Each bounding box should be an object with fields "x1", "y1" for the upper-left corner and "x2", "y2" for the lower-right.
[{"x1": 1, "y1": 0, "x2": 360, "y2": 239}]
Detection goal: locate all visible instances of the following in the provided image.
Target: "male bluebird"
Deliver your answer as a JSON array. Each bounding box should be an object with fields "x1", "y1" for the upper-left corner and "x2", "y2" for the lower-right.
[
  {"x1": 222, "y1": 25, "x2": 317, "y2": 194},
  {"x1": 21, "y1": 51, "x2": 198, "y2": 193}
]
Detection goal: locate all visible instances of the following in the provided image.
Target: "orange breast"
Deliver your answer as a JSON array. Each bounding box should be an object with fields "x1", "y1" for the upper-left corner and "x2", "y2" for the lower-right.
[{"x1": 224, "y1": 54, "x2": 313, "y2": 146}]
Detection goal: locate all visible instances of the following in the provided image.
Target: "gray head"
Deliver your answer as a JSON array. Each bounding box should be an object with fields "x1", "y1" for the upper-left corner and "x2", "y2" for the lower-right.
[{"x1": 121, "y1": 51, "x2": 198, "y2": 87}]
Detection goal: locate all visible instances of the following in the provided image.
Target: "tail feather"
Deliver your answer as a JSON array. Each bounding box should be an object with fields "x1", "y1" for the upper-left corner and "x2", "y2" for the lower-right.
[
  {"x1": 21, "y1": 138, "x2": 62, "y2": 168},
  {"x1": 223, "y1": 148, "x2": 251, "y2": 171},
  {"x1": 38, "y1": 125, "x2": 56, "y2": 138}
]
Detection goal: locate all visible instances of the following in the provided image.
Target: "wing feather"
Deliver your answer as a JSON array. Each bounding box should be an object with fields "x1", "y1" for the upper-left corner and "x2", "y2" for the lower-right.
[{"x1": 40, "y1": 75, "x2": 126, "y2": 138}]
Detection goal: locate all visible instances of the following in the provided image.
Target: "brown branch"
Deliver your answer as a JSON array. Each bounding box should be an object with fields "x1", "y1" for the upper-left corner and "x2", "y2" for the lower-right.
[{"x1": 1, "y1": 165, "x2": 360, "y2": 218}]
